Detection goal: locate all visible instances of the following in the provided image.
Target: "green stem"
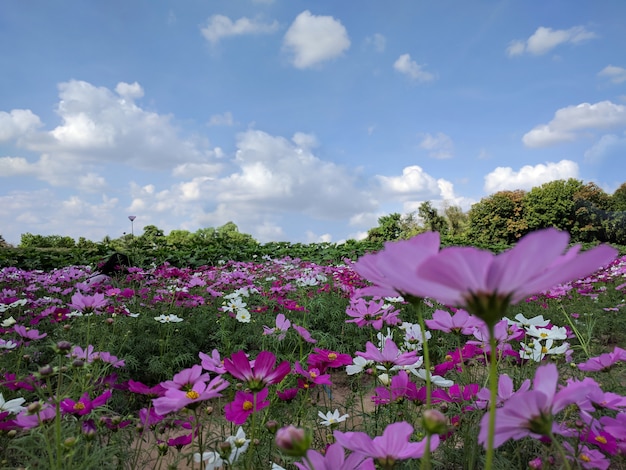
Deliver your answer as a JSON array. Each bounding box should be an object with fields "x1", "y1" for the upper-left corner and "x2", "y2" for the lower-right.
[
  {"x1": 420, "y1": 434, "x2": 432, "y2": 470},
  {"x1": 558, "y1": 304, "x2": 591, "y2": 359},
  {"x1": 549, "y1": 432, "x2": 572, "y2": 470},
  {"x1": 484, "y1": 324, "x2": 498, "y2": 470}
]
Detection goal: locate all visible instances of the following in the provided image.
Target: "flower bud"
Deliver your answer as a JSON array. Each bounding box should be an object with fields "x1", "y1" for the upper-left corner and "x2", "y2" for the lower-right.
[
  {"x1": 27, "y1": 402, "x2": 42, "y2": 414},
  {"x1": 265, "y1": 420, "x2": 279, "y2": 434},
  {"x1": 38, "y1": 365, "x2": 54, "y2": 377},
  {"x1": 275, "y1": 425, "x2": 311, "y2": 457},
  {"x1": 55, "y1": 341, "x2": 72, "y2": 353},
  {"x1": 421, "y1": 409, "x2": 448, "y2": 435},
  {"x1": 217, "y1": 441, "x2": 232, "y2": 460}
]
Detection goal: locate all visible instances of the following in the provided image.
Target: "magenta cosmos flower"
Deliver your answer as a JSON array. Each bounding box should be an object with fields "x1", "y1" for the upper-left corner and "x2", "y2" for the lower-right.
[
  {"x1": 352, "y1": 231, "x2": 442, "y2": 299},
  {"x1": 295, "y1": 442, "x2": 375, "y2": 470},
  {"x1": 60, "y1": 390, "x2": 112, "y2": 416},
  {"x1": 224, "y1": 350, "x2": 290, "y2": 392},
  {"x1": 68, "y1": 291, "x2": 108, "y2": 314},
  {"x1": 224, "y1": 387, "x2": 270, "y2": 425},
  {"x1": 415, "y1": 228, "x2": 617, "y2": 326},
  {"x1": 334, "y1": 421, "x2": 439, "y2": 466}
]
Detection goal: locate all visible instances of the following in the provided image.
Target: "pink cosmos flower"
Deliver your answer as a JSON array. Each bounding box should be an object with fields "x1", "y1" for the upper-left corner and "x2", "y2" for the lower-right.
[
  {"x1": 334, "y1": 421, "x2": 440, "y2": 464},
  {"x1": 199, "y1": 349, "x2": 226, "y2": 374},
  {"x1": 152, "y1": 373, "x2": 228, "y2": 415},
  {"x1": 292, "y1": 324, "x2": 317, "y2": 343},
  {"x1": 372, "y1": 370, "x2": 417, "y2": 405},
  {"x1": 60, "y1": 390, "x2": 112, "y2": 416},
  {"x1": 127, "y1": 380, "x2": 166, "y2": 397},
  {"x1": 345, "y1": 297, "x2": 401, "y2": 330},
  {"x1": 262, "y1": 313, "x2": 291, "y2": 340},
  {"x1": 308, "y1": 348, "x2": 352, "y2": 374},
  {"x1": 352, "y1": 231, "x2": 442, "y2": 299},
  {"x1": 224, "y1": 387, "x2": 270, "y2": 425},
  {"x1": 415, "y1": 228, "x2": 617, "y2": 325},
  {"x1": 478, "y1": 363, "x2": 594, "y2": 448},
  {"x1": 474, "y1": 373, "x2": 531, "y2": 410},
  {"x1": 160, "y1": 365, "x2": 210, "y2": 391},
  {"x1": 356, "y1": 338, "x2": 419, "y2": 368},
  {"x1": 68, "y1": 291, "x2": 108, "y2": 313},
  {"x1": 563, "y1": 442, "x2": 610, "y2": 470},
  {"x1": 578, "y1": 346, "x2": 626, "y2": 371},
  {"x1": 13, "y1": 325, "x2": 47, "y2": 340},
  {"x1": 424, "y1": 309, "x2": 482, "y2": 335},
  {"x1": 294, "y1": 442, "x2": 375, "y2": 470},
  {"x1": 294, "y1": 362, "x2": 333, "y2": 389},
  {"x1": 223, "y1": 350, "x2": 290, "y2": 392},
  {"x1": 14, "y1": 403, "x2": 56, "y2": 429}
]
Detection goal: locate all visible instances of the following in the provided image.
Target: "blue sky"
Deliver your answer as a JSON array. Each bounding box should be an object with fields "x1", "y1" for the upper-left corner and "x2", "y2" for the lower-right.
[{"x1": 1, "y1": 1, "x2": 625, "y2": 245}]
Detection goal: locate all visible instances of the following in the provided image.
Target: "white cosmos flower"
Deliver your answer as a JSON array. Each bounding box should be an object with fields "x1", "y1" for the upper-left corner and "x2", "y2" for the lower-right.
[
  {"x1": 222, "y1": 296, "x2": 247, "y2": 312},
  {"x1": 318, "y1": 409, "x2": 349, "y2": 426},
  {"x1": 346, "y1": 356, "x2": 371, "y2": 375},
  {"x1": 506, "y1": 313, "x2": 550, "y2": 328},
  {"x1": 526, "y1": 325, "x2": 568, "y2": 341},
  {"x1": 193, "y1": 451, "x2": 223, "y2": 470},
  {"x1": 520, "y1": 340, "x2": 570, "y2": 362},
  {"x1": 154, "y1": 314, "x2": 183, "y2": 323},
  {"x1": 235, "y1": 309, "x2": 251, "y2": 323},
  {"x1": 226, "y1": 427, "x2": 250, "y2": 463},
  {"x1": 0, "y1": 393, "x2": 26, "y2": 414},
  {"x1": 412, "y1": 369, "x2": 454, "y2": 387},
  {"x1": 1, "y1": 316, "x2": 17, "y2": 327},
  {"x1": 0, "y1": 339, "x2": 18, "y2": 350},
  {"x1": 377, "y1": 373, "x2": 390, "y2": 385}
]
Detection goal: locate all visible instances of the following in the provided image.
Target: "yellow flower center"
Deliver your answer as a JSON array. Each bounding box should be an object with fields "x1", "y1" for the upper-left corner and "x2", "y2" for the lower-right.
[
  {"x1": 445, "y1": 354, "x2": 453, "y2": 361},
  {"x1": 580, "y1": 454, "x2": 591, "y2": 463},
  {"x1": 74, "y1": 402, "x2": 85, "y2": 410},
  {"x1": 186, "y1": 390, "x2": 200, "y2": 400},
  {"x1": 540, "y1": 332, "x2": 548, "y2": 338},
  {"x1": 541, "y1": 347, "x2": 548, "y2": 354},
  {"x1": 595, "y1": 436, "x2": 607, "y2": 444},
  {"x1": 328, "y1": 353, "x2": 337, "y2": 361},
  {"x1": 242, "y1": 400, "x2": 254, "y2": 411},
  {"x1": 310, "y1": 371, "x2": 317, "y2": 378}
]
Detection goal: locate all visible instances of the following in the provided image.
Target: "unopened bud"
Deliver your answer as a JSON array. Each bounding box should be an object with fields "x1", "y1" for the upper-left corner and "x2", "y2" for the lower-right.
[
  {"x1": 265, "y1": 420, "x2": 279, "y2": 434},
  {"x1": 275, "y1": 425, "x2": 311, "y2": 457},
  {"x1": 422, "y1": 409, "x2": 448, "y2": 435}
]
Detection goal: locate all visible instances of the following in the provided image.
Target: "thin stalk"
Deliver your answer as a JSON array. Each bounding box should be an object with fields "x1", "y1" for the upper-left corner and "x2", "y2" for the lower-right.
[{"x1": 484, "y1": 324, "x2": 498, "y2": 470}]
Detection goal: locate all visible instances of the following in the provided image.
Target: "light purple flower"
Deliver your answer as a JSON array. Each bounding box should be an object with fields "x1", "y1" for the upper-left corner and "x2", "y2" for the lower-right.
[
  {"x1": 356, "y1": 338, "x2": 418, "y2": 368},
  {"x1": 424, "y1": 309, "x2": 482, "y2": 334},
  {"x1": 578, "y1": 346, "x2": 626, "y2": 371},
  {"x1": 294, "y1": 442, "x2": 375, "y2": 470},
  {"x1": 334, "y1": 421, "x2": 439, "y2": 464},
  {"x1": 263, "y1": 313, "x2": 291, "y2": 340},
  {"x1": 478, "y1": 363, "x2": 594, "y2": 448},
  {"x1": 416, "y1": 228, "x2": 617, "y2": 324},
  {"x1": 13, "y1": 325, "x2": 47, "y2": 340}
]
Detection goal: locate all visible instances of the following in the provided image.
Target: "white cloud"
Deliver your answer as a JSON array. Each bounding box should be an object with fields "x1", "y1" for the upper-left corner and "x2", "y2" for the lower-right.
[
  {"x1": 291, "y1": 132, "x2": 318, "y2": 149},
  {"x1": 507, "y1": 26, "x2": 596, "y2": 56},
  {"x1": 305, "y1": 230, "x2": 332, "y2": 243},
  {"x1": 584, "y1": 133, "x2": 626, "y2": 164},
  {"x1": 419, "y1": 132, "x2": 454, "y2": 159},
  {"x1": 393, "y1": 54, "x2": 434, "y2": 82},
  {"x1": 200, "y1": 15, "x2": 279, "y2": 46},
  {"x1": 365, "y1": 33, "x2": 386, "y2": 52},
  {"x1": 208, "y1": 112, "x2": 234, "y2": 126},
  {"x1": 522, "y1": 100, "x2": 626, "y2": 147},
  {"x1": 283, "y1": 10, "x2": 350, "y2": 69},
  {"x1": 0, "y1": 109, "x2": 42, "y2": 142},
  {"x1": 484, "y1": 160, "x2": 579, "y2": 193},
  {"x1": 0, "y1": 80, "x2": 220, "y2": 187},
  {"x1": 598, "y1": 65, "x2": 626, "y2": 84},
  {"x1": 376, "y1": 165, "x2": 454, "y2": 201}
]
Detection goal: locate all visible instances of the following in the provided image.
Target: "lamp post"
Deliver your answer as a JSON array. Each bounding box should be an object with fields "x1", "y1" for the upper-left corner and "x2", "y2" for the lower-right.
[{"x1": 128, "y1": 216, "x2": 136, "y2": 237}]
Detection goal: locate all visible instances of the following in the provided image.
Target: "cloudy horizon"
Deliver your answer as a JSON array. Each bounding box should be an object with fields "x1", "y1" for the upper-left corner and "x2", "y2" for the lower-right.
[{"x1": 1, "y1": 1, "x2": 625, "y2": 245}]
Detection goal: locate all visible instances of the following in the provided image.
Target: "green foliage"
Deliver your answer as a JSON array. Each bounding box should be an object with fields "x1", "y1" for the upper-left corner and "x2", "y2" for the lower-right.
[
  {"x1": 366, "y1": 212, "x2": 403, "y2": 242},
  {"x1": 20, "y1": 233, "x2": 77, "y2": 248},
  {"x1": 611, "y1": 182, "x2": 626, "y2": 211},
  {"x1": 418, "y1": 201, "x2": 448, "y2": 234},
  {"x1": 443, "y1": 203, "x2": 469, "y2": 237},
  {"x1": 524, "y1": 178, "x2": 585, "y2": 232},
  {"x1": 468, "y1": 190, "x2": 528, "y2": 244}
]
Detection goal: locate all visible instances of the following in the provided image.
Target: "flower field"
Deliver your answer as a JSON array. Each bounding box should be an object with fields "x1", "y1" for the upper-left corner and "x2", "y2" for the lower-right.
[{"x1": 1, "y1": 229, "x2": 626, "y2": 469}]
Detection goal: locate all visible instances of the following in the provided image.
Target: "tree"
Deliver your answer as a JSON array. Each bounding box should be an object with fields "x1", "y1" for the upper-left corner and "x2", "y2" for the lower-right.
[
  {"x1": 524, "y1": 179, "x2": 584, "y2": 233},
  {"x1": 571, "y1": 182, "x2": 611, "y2": 242},
  {"x1": 611, "y1": 182, "x2": 626, "y2": 212},
  {"x1": 366, "y1": 213, "x2": 403, "y2": 242},
  {"x1": 417, "y1": 201, "x2": 448, "y2": 234},
  {"x1": 468, "y1": 190, "x2": 528, "y2": 244},
  {"x1": 167, "y1": 230, "x2": 193, "y2": 246},
  {"x1": 443, "y1": 204, "x2": 469, "y2": 237},
  {"x1": 19, "y1": 233, "x2": 75, "y2": 248},
  {"x1": 0, "y1": 234, "x2": 10, "y2": 248}
]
